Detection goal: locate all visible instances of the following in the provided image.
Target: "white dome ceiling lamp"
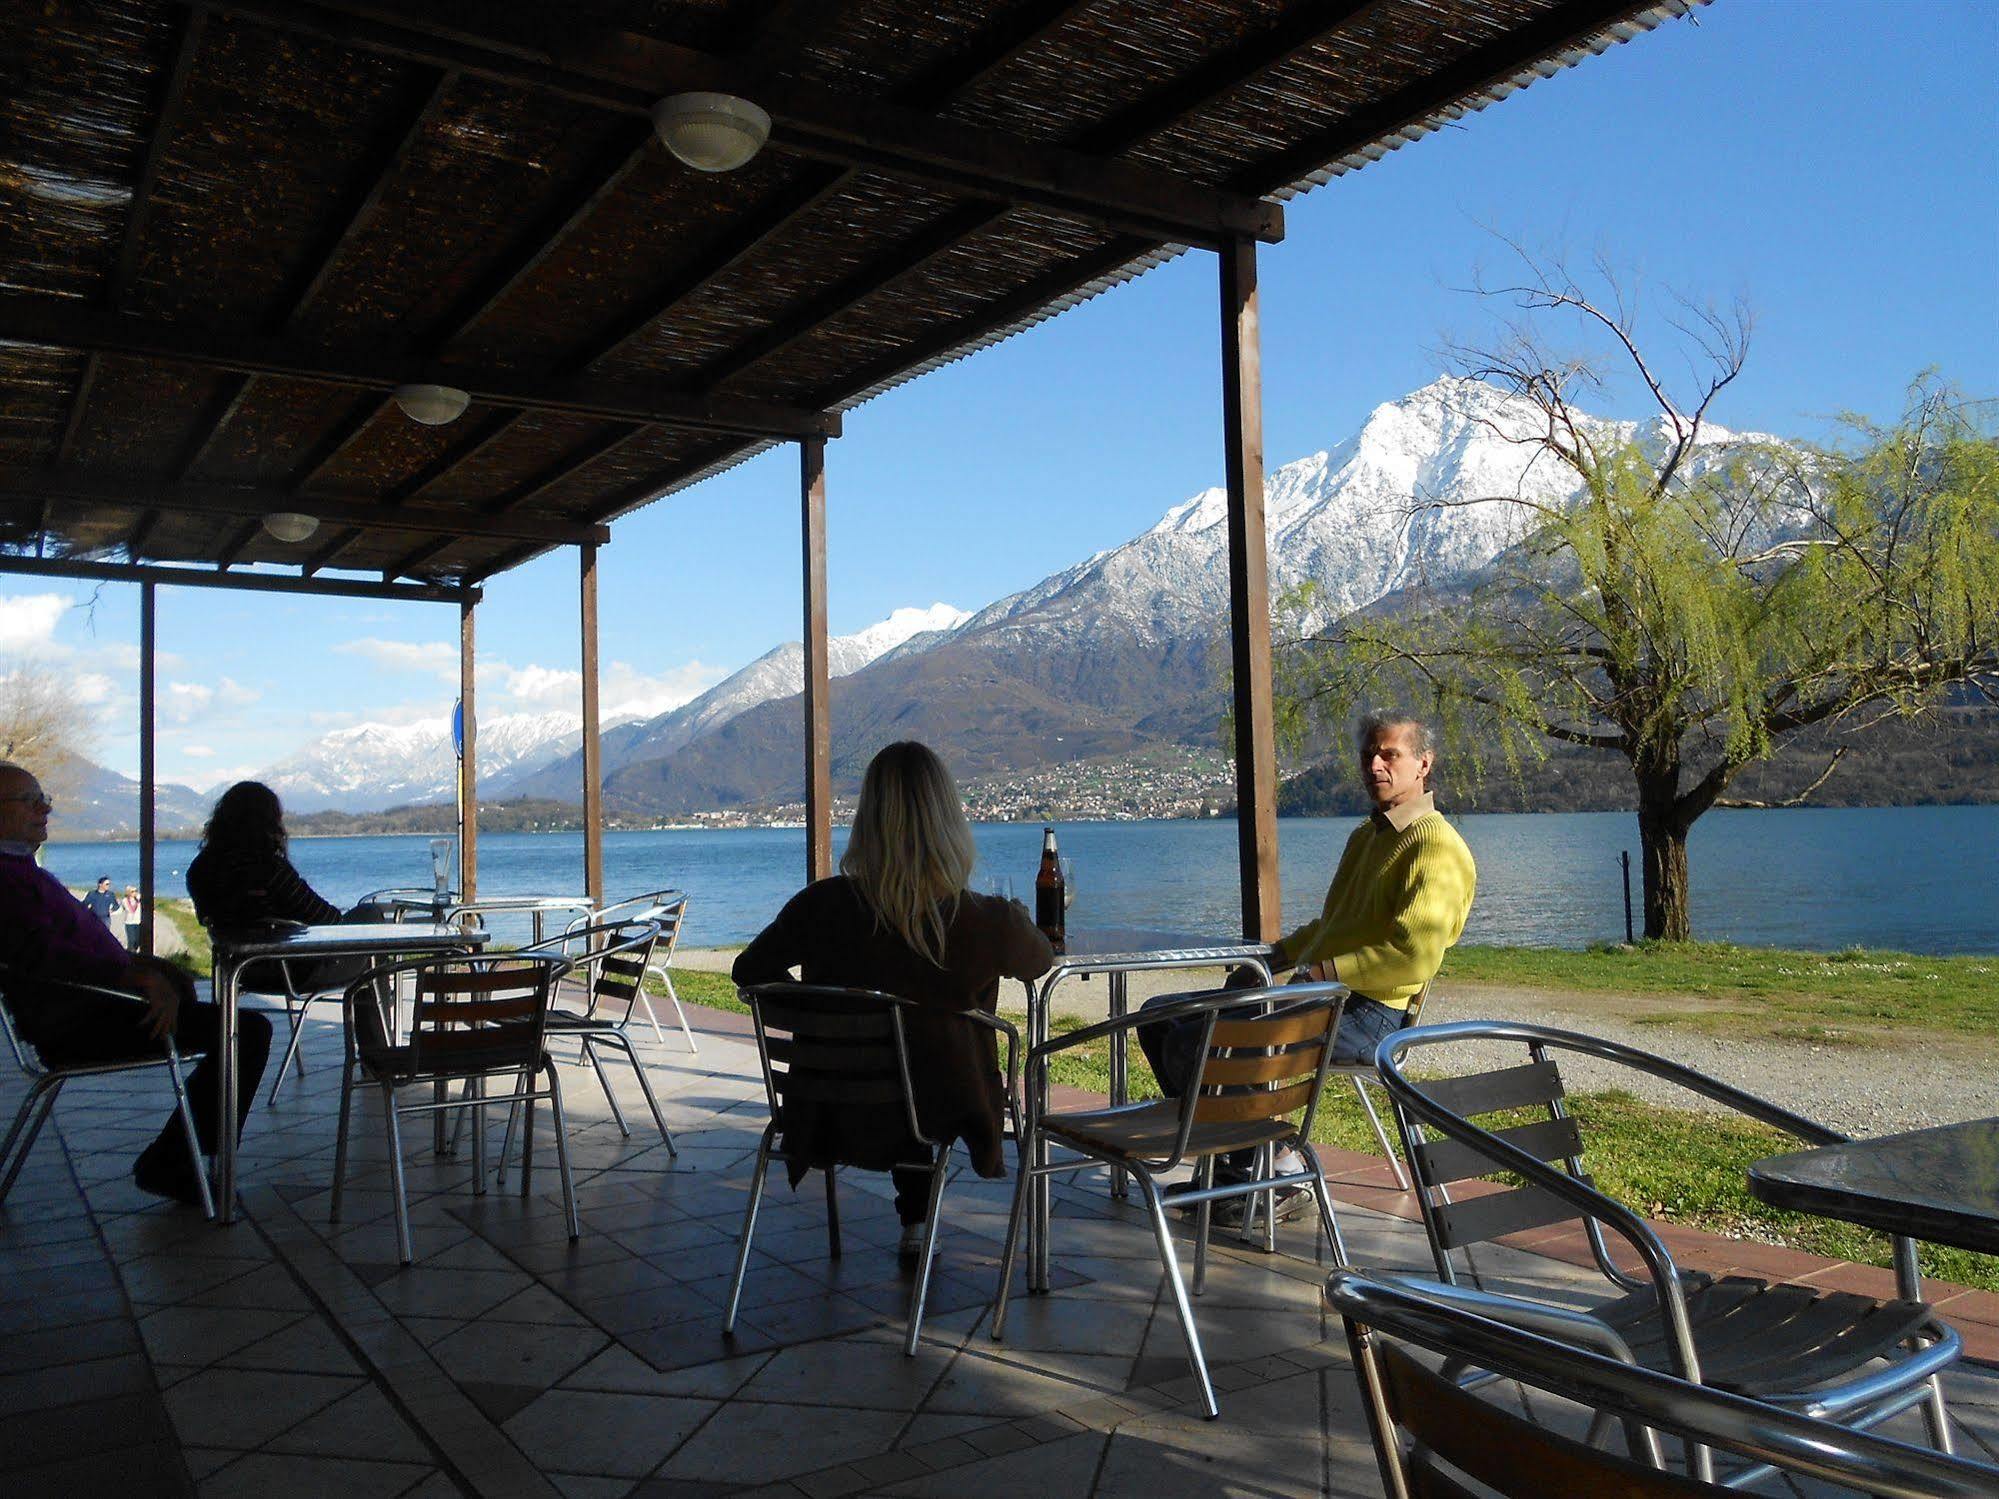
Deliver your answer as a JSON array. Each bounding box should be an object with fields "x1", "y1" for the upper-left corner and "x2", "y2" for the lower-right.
[
  {"x1": 653, "y1": 91, "x2": 771, "y2": 173},
  {"x1": 260, "y1": 511, "x2": 320, "y2": 544},
  {"x1": 392, "y1": 382, "x2": 471, "y2": 426}
]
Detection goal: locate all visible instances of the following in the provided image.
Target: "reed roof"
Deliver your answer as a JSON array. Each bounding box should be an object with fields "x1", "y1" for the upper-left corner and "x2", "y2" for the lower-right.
[{"x1": 0, "y1": 0, "x2": 1700, "y2": 599}]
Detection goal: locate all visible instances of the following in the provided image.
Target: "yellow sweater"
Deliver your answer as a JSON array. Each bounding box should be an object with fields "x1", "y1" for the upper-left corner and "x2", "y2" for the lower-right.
[{"x1": 1277, "y1": 796, "x2": 1477, "y2": 1008}]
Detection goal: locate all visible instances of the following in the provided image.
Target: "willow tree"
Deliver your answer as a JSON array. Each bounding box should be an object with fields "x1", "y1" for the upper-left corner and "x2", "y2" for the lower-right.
[{"x1": 1273, "y1": 264, "x2": 1998, "y2": 940}]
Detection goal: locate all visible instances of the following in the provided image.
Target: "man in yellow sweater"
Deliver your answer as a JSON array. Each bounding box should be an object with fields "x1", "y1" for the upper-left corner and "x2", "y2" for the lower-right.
[{"x1": 1139, "y1": 712, "x2": 1476, "y2": 1221}]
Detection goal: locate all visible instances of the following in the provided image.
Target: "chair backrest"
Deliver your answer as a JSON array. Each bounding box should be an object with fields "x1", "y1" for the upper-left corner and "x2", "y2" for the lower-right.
[
  {"x1": 1402, "y1": 980, "x2": 1433, "y2": 1028},
  {"x1": 740, "y1": 983, "x2": 927, "y2": 1149},
  {"x1": 572, "y1": 919, "x2": 661, "y2": 1020},
  {"x1": 1326, "y1": 1268, "x2": 1998, "y2": 1499},
  {"x1": 1191, "y1": 994, "x2": 1342, "y2": 1137},
  {"x1": 350, "y1": 952, "x2": 566, "y2": 1081}
]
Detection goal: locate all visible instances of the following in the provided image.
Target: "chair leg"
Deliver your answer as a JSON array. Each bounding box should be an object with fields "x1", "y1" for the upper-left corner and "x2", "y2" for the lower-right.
[
  {"x1": 1192, "y1": 1155, "x2": 1214, "y2": 1297},
  {"x1": 543, "y1": 1061, "x2": 580, "y2": 1241},
  {"x1": 268, "y1": 998, "x2": 309, "y2": 1105},
  {"x1": 904, "y1": 1148, "x2": 952, "y2": 1357},
  {"x1": 1303, "y1": 1146, "x2": 1350, "y2": 1267},
  {"x1": 724, "y1": 1127, "x2": 775, "y2": 1334},
  {"x1": 1922, "y1": 1370, "x2": 1957, "y2": 1455},
  {"x1": 519, "y1": 1091, "x2": 535, "y2": 1198},
  {"x1": 990, "y1": 1147, "x2": 1033, "y2": 1341},
  {"x1": 611, "y1": 1033, "x2": 675, "y2": 1153},
  {"x1": 662, "y1": 972, "x2": 697, "y2": 1053},
  {"x1": 1352, "y1": 1075, "x2": 1409, "y2": 1190},
  {"x1": 330, "y1": 1062, "x2": 355, "y2": 1223},
  {"x1": 824, "y1": 1166, "x2": 842, "y2": 1259},
  {"x1": 0, "y1": 1081, "x2": 59, "y2": 1205},
  {"x1": 582, "y1": 1038, "x2": 630, "y2": 1137},
  {"x1": 633, "y1": 989, "x2": 669, "y2": 1048},
  {"x1": 1134, "y1": 1168, "x2": 1218, "y2": 1419},
  {"x1": 165, "y1": 1050, "x2": 216, "y2": 1221},
  {"x1": 381, "y1": 1084, "x2": 415, "y2": 1264},
  {"x1": 470, "y1": 1073, "x2": 487, "y2": 1197}
]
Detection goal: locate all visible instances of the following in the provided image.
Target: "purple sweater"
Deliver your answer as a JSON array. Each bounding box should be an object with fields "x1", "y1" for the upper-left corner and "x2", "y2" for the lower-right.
[{"x1": 0, "y1": 851, "x2": 134, "y2": 988}]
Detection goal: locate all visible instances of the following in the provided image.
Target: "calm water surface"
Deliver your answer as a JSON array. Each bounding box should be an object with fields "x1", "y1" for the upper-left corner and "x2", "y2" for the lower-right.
[{"x1": 41, "y1": 806, "x2": 1998, "y2": 954}]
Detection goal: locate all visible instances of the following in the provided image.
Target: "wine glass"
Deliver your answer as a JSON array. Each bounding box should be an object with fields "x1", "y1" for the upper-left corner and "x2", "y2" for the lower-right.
[
  {"x1": 1059, "y1": 857, "x2": 1076, "y2": 912},
  {"x1": 987, "y1": 875, "x2": 1016, "y2": 904}
]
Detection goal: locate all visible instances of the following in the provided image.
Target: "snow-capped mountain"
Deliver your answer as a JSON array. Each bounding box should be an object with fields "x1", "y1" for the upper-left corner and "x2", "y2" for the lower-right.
[
  {"x1": 496, "y1": 603, "x2": 968, "y2": 799},
  {"x1": 257, "y1": 710, "x2": 586, "y2": 813}
]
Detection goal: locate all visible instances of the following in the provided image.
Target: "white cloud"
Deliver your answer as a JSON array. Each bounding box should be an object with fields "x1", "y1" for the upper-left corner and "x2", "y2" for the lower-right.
[
  {"x1": 493, "y1": 663, "x2": 578, "y2": 707},
  {"x1": 471, "y1": 657, "x2": 728, "y2": 721},
  {"x1": 183, "y1": 744, "x2": 216, "y2": 758},
  {"x1": 216, "y1": 676, "x2": 260, "y2": 707},
  {"x1": 70, "y1": 672, "x2": 117, "y2": 706},
  {"x1": 335, "y1": 638, "x2": 458, "y2": 680},
  {"x1": 0, "y1": 593, "x2": 69, "y2": 652},
  {"x1": 604, "y1": 659, "x2": 728, "y2": 720},
  {"x1": 164, "y1": 681, "x2": 213, "y2": 723}
]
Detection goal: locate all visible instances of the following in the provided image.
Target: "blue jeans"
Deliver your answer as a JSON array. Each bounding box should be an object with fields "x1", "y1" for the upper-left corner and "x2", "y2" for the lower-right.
[{"x1": 1134, "y1": 989, "x2": 1408, "y2": 1175}]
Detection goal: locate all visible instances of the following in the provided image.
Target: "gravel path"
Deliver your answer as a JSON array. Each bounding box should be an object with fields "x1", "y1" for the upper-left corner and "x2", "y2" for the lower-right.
[{"x1": 679, "y1": 949, "x2": 1992, "y2": 1136}]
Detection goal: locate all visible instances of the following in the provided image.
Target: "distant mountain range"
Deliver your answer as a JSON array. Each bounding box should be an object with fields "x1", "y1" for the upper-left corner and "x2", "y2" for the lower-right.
[{"x1": 61, "y1": 378, "x2": 1802, "y2": 831}]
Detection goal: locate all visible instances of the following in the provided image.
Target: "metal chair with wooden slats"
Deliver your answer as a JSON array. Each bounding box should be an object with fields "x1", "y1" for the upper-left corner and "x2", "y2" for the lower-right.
[
  {"x1": 725, "y1": 984, "x2": 1021, "y2": 1357},
  {"x1": 0, "y1": 967, "x2": 214, "y2": 1218},
  {"x1": 330, "y1": 950, "x2": 576, "y2": 1264},
  {"x1": 565, "y1": 890, "x2": 696, "y2": 1051},
  {"x1": 1326, "y1": 1268, "x2": 1999, "y2": 1499},
  {"x1": 1376, "y1": 1020, "x2": 1962, "y2": 1486},
  {"x1": 507, "y1": 917, "x2": 676, "y2": 1160},
  {"x1": 991, "y1": 982, "x2": 1351, "y2": 1418}
]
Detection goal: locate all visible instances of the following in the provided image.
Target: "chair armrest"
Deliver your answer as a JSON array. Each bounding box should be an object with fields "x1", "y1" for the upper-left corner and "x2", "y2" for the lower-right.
[
  {"x1": 1361, "y1": 1270, "x2": 1639, "y2": 1363},
  {"x1": 1025, "y1": 981, "x2": 1345, "y2": 1065}
]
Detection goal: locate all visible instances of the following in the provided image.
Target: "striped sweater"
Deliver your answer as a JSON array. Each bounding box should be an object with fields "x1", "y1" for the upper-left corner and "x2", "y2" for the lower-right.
[{"x1": 1276, "y1": 794, "x2": 1477, "y2": 1008}]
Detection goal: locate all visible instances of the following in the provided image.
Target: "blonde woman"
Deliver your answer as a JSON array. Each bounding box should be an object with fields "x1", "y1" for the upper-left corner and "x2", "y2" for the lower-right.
[{"x1": 733, "y1": 741, "x2": 1051, "y2": 1259}]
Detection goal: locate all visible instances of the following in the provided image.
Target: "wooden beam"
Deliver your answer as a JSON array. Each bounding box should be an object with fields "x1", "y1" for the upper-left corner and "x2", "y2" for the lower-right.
[
  {"x1": 8, "y1": 468, "x2": 609, "y2": 546},
  {"x1": 209, "y1": 0, "x2": 1282, "y2": 248},
  {"x1": 58, "y1": 10, "x2": 210, "y2": 468},
  {"x1": 215, "y1": 516, "x2": 262, "y2": 568},
  {"x1": 177, "y1": 68, "x2": 459, "y2": 480},
  {"x1": 579, "y1": 542, "x2": 604, "y2": 908},
  {"x1": 458, "y1": 598, "x2": 477, "y2": 902},
  {"x1": 1219, "y1": 239, "x2": 1278, "y2": 943},
  {"x1": 800, "y1": 435, "x2": 831, "y2": 883},
  {"x1": 1236, "y1": 0, "x2": 1669, "y2": 196},
  {"x1": 138, "y1": 582, "x2": 158, "y2": 959},
  {"x1": 0, "y1": 296, "x2": 839, "y2": 440},
  {"x1": 0, "y1": 551, "x2": 476, "y2": 605}
]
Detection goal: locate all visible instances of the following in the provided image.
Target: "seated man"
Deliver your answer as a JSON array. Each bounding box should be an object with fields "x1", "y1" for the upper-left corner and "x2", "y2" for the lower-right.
[
  {"x1": 0, "y1": 761, "x2": 272, "y2": 1205},
  {"x1": 1137, "y1": 711, "x2": 1477, "y2": 1222}
]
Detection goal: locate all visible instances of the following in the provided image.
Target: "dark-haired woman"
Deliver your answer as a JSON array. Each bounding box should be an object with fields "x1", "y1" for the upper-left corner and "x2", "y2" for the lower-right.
[{"x1": 186, "y1": 781, "x2": 341, "y2": 931}]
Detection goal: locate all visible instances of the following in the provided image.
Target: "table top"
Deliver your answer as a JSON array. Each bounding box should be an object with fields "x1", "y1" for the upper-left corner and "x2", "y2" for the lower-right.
[
  {"x1": 1043, "y1": 928, "x2": 1279, "y2": 974},
  {"x1": 210, "y1": 922, "x2": 487, "y2": 962},
  {"x1": 375, "y1": 893, "x2": 592, "y2": 915},
  {"x1": 1748, "y1": 1116, "x2": 1999, "y2": 1257}
]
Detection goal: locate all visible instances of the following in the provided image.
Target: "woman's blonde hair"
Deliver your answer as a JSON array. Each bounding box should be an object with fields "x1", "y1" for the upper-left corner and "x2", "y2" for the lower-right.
[{"x1": 840, "y1": 741, "x2": 977, "y2": 968}]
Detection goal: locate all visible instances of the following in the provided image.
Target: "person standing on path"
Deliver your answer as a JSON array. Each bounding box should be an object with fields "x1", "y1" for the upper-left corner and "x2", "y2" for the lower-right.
[
  {"x1": 122, "y1": 884, "x2": 143, "y2": 953},
  {"x1": 82, "y1": 874, "x2": 118, "y2": 931}
]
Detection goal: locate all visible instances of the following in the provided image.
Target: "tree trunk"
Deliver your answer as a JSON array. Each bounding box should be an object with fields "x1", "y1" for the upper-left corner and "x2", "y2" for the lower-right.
[{"x1": 1634, "y1": 760, "x2": 1693, "y2": 941}]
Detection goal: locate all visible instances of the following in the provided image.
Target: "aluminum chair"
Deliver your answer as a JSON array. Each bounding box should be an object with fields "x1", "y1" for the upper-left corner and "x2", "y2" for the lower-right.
[
  {"x1": 726, "y1": 984, "x2": 1021, "y2": 1357},
  {"x1": 992, "y1": 983, "x2": 1350, "y2": 1418},
  {"x1": 566, "y1": 891, "x2": 696, "y2": 1050},
  {"x1": 331, "y1": 951, "x2": 576, "y2": 1263},
  {"x1": 494, "y1": 918, "x2": 676, "y2": 1172},
  {"x1": 0, "y1": 969, "x2": 215, "y2": 1217},
  {"x1": 1326, "y1": 1267, "x2": 1998, "y2": 1499},
  {"x1": 1377, "y1": 1020, "x2": 1962, "y2": 1485},
  {"x1": 253, "y1": 956, "x2": 354, "y2": 1105}
]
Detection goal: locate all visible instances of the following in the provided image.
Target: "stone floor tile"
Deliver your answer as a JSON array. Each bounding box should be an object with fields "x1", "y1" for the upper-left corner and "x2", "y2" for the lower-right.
[
  {"x1": 736, "y1": 1335, "x2": 952, "y2": 1411},
  {"x1": 139, "y1": 1304, "x2": 307, "y2": 1367},
  {"x1": 6, "y1": 1439, "x2": 194, "y2": 1498},
  {"x1": 502, "y1": 1388, "x2": 716, "y2": 1478},
  {"x1": 923, "y1": 1347, "x2": 1135, "y2": 1416},
  {"x1": 560, "y1": 1344, "x2": 769, "y2": 1398},
  {"x1": 656, "y1": 1400, "x2": 906, "y2": 1485},
  {"x1": 432, "y1": 1315, "x2": 609, "y2": 1389},
  {"x1": 197, "y1": 1452, "x2": 433, "y2": 1499},
  {"x1": 218, "y1": 1316, "x2": 364, "y2": 1376},
  {"x1": 184, "y1": 1261, "x2": 314, "y2": 1312},
  {"x1": 547, "y1": 1475, "x2": 639, "y2": 1499},
  {"x1": 0, "y1": 1315, "x2": 142, "y2": 1374},
  {"x1": 1095, "y1": 1418, "x2": 1324, "y2": 1499},
  {"x1": 0, "y1": 1349, "x2": 156, "y2": 1419},
  {"x1": 263, "y1": 1382, "x2": 433, "y2": 1464},
  {"x1": 370, "y1": 1265, "x2": 533, "y2": 1320},
  {"x1": 0, "y1": 1390, "x2": 179, "y2": 1471},
  {"x1": 161, "y1": 1367, "x2": 361, "y2": 1450},
  {"x1": 879, "y1": 1431, "x2": 1109, "y2": 1497}
]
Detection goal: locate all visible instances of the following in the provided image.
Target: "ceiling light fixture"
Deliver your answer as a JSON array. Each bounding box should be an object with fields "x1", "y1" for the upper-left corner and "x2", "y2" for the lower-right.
[
  {"x1": 652, "y1": 92, "x2": 771, "y2": 173},
  {"x1": 392, "y1": 383, "x2": 471, "y2": 426},
  {"x1": 261, "y1": 511, "x2": 320, "y2": 544}
]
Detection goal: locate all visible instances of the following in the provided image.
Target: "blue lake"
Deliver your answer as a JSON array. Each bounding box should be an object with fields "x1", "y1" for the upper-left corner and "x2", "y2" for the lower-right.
[{"x1": 40, "y1": 805, "x2": 1999, "y2": 954}]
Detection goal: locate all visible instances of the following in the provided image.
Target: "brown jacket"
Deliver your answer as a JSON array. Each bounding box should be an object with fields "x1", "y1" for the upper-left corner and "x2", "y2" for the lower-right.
[{"x1": 732, "y1": 877, "x2": 1052, "y2": 1180}]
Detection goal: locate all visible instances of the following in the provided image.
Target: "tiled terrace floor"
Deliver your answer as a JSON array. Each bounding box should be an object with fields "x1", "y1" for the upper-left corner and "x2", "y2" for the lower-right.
[{"x1": 3, "y1": 1002, "x2": 1996, "y2": 1498}]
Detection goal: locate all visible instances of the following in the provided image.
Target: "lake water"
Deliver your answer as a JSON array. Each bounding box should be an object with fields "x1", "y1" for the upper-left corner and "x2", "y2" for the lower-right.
[{"x1": 40, "y1": 805, "x2": 1999, "y2": 954}]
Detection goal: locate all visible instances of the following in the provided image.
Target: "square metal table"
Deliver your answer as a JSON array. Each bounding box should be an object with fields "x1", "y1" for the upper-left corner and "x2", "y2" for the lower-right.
[
  {"x1": 1749, "y1": 1117, "x2": 1999, "y2": 1285},
  {"x1": 1022, "y1": 928, "x2": 1279, "y2": 1291},
  {"x1": 209, "y1": 921, "x2": 485, "y2": 1223}
]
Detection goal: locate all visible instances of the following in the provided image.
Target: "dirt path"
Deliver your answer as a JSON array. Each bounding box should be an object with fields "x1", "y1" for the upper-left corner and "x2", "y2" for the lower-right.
[{"x1": 678, "y1": 949, "x2": 1994, "y2": 1135}]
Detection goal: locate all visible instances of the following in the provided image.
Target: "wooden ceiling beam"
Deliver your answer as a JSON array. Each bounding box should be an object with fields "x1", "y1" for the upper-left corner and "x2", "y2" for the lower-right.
[
  {"x1": 0, "y1": 295, "x2": 838, "y2": 440},
  {"x1": 201, "y1": 0, "x2": 1281, "y2": 247},
  {"x1": 0, "y1": 550, "x2": 476, "y2": 604},
  {"x1": 215, "y1": 516, "x2": 263, "y2": 568},
  {"x1": 5, "y1": 469, "x2": 609, "y2": 546}
]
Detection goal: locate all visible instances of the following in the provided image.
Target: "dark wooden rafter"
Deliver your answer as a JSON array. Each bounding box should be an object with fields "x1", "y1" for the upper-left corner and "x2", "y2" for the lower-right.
[
  {"x1": 0, "y1": 550, "x2": 477, "y2": 604},
  {"x1": 215, "y1": 516, "x2": 263, "y2": 567},
  {"x1": 66, "y1": 8, "x2": 209, "y2": 560},
  {"x1": 182, "y1": 66, "x2": 459, "y2": 490},
  {"x1": 205, "y1": 0, "x2": 1283, "y2": 247}
]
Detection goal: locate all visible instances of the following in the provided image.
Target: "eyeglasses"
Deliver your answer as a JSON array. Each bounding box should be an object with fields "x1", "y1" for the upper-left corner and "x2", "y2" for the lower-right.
[{"x1": 0, "y1": 794, "x2": 53, "y2": 811}]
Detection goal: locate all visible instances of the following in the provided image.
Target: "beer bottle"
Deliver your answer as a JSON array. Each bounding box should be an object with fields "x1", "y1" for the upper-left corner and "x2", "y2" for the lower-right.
[{"x1": 1034, "y1": 827, "x2": 1065, "y2": 948}]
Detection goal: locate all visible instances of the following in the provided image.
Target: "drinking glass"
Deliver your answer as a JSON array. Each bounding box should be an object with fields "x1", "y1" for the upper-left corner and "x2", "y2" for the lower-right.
[
  {"x1": 988, "y1": 875, "x2": 1016, "y2": 904},
  {"x1": 1060, "y1": 857, "x2": 1076, "y2": 912}
]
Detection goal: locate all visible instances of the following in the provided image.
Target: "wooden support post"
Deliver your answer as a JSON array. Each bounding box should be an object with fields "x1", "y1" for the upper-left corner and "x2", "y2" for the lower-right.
[
  {"x1": 800, "y1": 436, "x2": 832, "y2": 883},
  {"x1": 580, "y1": 544, "x2": 604, "y2": 909},
  {"x1": 458, "y1": 598, "x2": 478, "y2": 902},
  {"x1": 138, "y1": 582, "x2": 157, "y2": 958},
  {"x1": 1220, "y1": 238, "x2": 1280, "y2": 943}
]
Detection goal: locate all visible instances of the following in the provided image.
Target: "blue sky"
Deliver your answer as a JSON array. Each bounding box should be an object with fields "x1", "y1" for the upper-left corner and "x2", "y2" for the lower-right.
[{"x1": 8, "y1": 0, "x2": 1995, "y2": 788}]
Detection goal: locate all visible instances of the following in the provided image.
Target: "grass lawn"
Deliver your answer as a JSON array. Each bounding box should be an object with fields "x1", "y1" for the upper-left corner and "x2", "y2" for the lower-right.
[{"x1": 1446, "y1": 942, "x2": 1999, "y2": 1042}]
